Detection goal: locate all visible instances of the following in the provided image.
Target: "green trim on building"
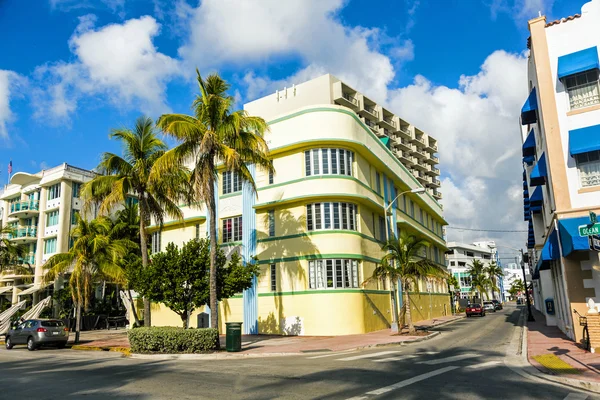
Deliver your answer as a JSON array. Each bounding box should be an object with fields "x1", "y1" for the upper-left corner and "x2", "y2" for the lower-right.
[
  {"x1": 258, "y1": 174, "x2": 383, "y2": 200},
  {"x1": 147, "y1": 216, "x2": 206, "y2": 231},
  {"x1": 257, "y1": 229, "x2": 382, "y2": 245},
  {"x1": 220, "y1": 192, "x2": 242, "y2": 200},
  {"x1": 228, "y1": 289, "x2": 450, "y2": 299},
  {"x1": 257, "y1": 253, "x2": 381, "y2": 265},
  {"x1": 267, "y1": 106, "x2": 443, "y2": 211},
  {"x1": 220, "y1": 241, "x2": 242, "y2": 248}
]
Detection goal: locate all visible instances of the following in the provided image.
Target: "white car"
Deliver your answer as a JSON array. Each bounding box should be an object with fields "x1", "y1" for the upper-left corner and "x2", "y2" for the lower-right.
[{"x1": 483, "y1": 301, "x2": 496, "y2": 312}]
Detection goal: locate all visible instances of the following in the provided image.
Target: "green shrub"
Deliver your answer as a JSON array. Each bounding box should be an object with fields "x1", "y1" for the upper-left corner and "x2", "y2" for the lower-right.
[{"x1": 128, "y1": 327, "x2": 219, "y2": 354}]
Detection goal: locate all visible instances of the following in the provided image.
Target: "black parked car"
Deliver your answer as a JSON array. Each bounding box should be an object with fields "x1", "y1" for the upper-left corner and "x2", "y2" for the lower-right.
[{"x1": 491, "y1": 300, "x2": 503, "y2": 310}]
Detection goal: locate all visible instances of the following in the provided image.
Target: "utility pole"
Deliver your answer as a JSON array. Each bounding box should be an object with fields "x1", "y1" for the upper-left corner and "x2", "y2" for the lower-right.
[{"x1": 520, "y1": 249, "x2": 535, "y2": 322}]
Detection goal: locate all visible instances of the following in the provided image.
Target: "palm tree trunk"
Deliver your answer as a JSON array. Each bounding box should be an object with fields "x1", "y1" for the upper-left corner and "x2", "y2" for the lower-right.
[
  {"x1": 75, "y1": 301, "x2": 82, "y2": 344},
  {"x1": 127, "y1": 289, "x2": 141, "y2": 326},
  {"x1": 139, "y1": 203, "x2": 151, "y2": 327},
  {"x1": 207, "y1": 182, "x2": 219, "y2": 337},
  {"x1": 391, "y1": 280, "x2": 399, "y2": 331},
  {"x1": 403, "y1": 279, "x2": 416, "y2": 335}
]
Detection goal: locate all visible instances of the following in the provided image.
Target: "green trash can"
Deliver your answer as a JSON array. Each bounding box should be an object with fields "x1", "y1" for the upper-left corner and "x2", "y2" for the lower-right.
[{"x1": 225, "y1": 322, "x2": 243, "y2": 352}]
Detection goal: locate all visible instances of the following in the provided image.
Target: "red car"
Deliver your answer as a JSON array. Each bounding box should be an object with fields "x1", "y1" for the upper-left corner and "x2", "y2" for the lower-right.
[{"x1": 466, "y1": 303, "x2": 485, "y2": 317}]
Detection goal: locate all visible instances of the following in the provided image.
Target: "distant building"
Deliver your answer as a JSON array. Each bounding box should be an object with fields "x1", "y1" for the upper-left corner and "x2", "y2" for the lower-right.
[{"x1": 446, "y1": 241, "x2": 498, "y2": 300}]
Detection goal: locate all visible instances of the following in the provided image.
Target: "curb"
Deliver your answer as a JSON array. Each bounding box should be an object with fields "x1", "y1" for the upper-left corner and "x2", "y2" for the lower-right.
[
  {"x1": 71, "y1": 345, "x2": 131, "y2": 356},
  {"x1": 509, "y1": 307, "x2": 600, "y2": 394},
  {"x1": 128, "y1": 330, "x2": 445, "y2": 360}
]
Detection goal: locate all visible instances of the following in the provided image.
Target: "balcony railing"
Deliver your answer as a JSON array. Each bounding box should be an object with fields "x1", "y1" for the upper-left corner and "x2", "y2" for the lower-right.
[
  {"x1": 383, "y1": 128, "x2": 392, "y2": 136},
  {"x1": 9, "y1": 200, "x2": 40, "y2": 214},
  {"x1": 364, "y1": 119, "x2": 377, "y2": 129},
  {"x1": 429, "y1": 143, "x2": 438, "y2": 151},
  {"x1": 364, "y1": 106, "x2": 379, "y2": 118},
  {"x1": 18, "y1": 254, "x2": 36, "y2": 265},
  {"x1": 414, "y1": 149, "x2": 426, "y2": 156},
  {"x1": 383, "y1": 117, "x2": 396, "y2": 128},
  {"x1": 432, "y1": 167, "x2": 440, "y2": 174},
  {"x1": 433, "y1": 190, "x2": 442, "y2": 199},
  {"x1": 433, "y1": 179, "x2": 441, "y2": 186},
  {"x1": 431, "y1": 155, "x2": 439, "y2": 162},
  {"x1": 415, "y1": 136, "x2": 425, "y2": 144},
  {"x1": 342, "y1": 92, "x2": 358, "y2": 105},
  {"x1": 8, "y1": 227, "x2": 37, "y2": 240}
]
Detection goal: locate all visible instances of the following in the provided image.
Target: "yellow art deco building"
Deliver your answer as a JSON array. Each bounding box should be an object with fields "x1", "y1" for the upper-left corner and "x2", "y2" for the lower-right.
[{"x1": 149, "y1": 74, "x2": 449, "y2": 336}]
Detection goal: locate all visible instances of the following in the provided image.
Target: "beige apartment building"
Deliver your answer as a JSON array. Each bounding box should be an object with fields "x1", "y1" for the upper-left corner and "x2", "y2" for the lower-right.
[{"x1": 0, "y1": 163, "x2": 95, "y2": 306}]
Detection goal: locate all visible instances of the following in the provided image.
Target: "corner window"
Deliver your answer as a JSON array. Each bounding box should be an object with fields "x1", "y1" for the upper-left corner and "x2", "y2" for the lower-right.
[
  {"x1": 307, "y1": 202, "x2": 357, "y2": 232},
  {"x1": 564, "y1": 70, "x2": 600, "y2": 110},
  {"x1": 575, "y1": 150, "x2": 600, "y2": 188},
  {"x1": 308, "y1": 259, "x2": 359, "y2": 289},
  {"x1": 305, "y1": 149, "x2": 353, "y2": 177},
  {"x1": 151, "y1": 231, "x2": 161, "y2": 254},
  {"x1": 222, "y1": 171, "x2": 242, "y2": 195},
  {"x1": 222, "y1": 216, "x2": 242, "y2": 243}
]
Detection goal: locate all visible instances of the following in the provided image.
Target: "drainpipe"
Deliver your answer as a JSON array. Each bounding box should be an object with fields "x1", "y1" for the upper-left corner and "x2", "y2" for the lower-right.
[{"x1": 554, "y1": 218, "x2": 575, "y2": 340}]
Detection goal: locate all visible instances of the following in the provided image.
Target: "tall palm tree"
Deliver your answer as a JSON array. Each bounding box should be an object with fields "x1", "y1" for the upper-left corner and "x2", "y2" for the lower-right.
[
  {"x1": 81, "y1": 116, "x2": 191, "y2": 327},
  {"x1": 0, "y1": 225, "x2": 32, "y2": 276},
  {"x1": 369, "y1": 232, "x2": 447, "y2": 335},
  {"x1": 43, "y1": 216, "x2": 133, "y2": 343},
  {"x1": 484, "y1": 262, "x2": 504, "y2": 300},
  {"x1": 155, "y1": 71, "x2": 273, "y2": 332},
  {"x1": 467, "y1": 260, "x2": 488, "y2": 301}
]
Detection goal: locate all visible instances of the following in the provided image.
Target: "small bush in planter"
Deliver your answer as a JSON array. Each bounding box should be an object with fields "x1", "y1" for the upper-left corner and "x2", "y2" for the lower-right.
[{"x1": 128, "y1": 327, "x2": 219, "y2": 354}]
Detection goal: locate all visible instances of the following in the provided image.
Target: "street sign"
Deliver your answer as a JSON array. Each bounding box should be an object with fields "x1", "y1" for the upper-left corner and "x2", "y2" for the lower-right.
[
  {"x1": 590, "y1": 235, "x2": 600, "y2": 252},
  {"x1": 426, "y1": 281, "x2": 432, "y2": 292},
  {"x1": 579, "y1": 224, "x2": 600, "y2": 237}
]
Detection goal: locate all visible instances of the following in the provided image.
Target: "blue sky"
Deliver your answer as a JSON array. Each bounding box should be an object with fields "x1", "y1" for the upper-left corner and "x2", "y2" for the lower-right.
[{"x1": 0, "y1": 0, "x2": 585, "y2": 249}]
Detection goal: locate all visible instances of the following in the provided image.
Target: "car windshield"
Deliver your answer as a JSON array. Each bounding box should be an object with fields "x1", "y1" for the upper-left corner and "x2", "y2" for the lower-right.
[
  {"x1": 484, "y1": 302, "x2": 493, "y2": 305},
  {"x1": 41, "y1": 321, "x2": 65, "y2": 327},
  {"x1": 471, "y1": 304, "x2": 481, "y2": 308}
]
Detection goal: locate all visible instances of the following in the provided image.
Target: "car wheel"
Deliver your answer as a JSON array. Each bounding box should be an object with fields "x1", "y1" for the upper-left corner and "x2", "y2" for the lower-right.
[
  {"x1": 5, "y1": 337, "x2": 13, "y2": 350},
  {"x1": 27, "y1": 337, "x2": 37, "y2": 351}
]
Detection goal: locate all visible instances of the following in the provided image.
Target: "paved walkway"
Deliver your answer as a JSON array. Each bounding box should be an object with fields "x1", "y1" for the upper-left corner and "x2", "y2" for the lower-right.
[
  {"x1": 528, "y1": 307, "x2": 600, "y2": 383},
  {"x1": 72, "y1": 314, "x2": 463, "y2": 354}
]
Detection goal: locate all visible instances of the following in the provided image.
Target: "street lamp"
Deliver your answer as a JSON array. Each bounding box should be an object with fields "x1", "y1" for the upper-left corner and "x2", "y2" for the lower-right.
[{"x1": 382, "y1": 187, "x2": 426, "y2": 332}]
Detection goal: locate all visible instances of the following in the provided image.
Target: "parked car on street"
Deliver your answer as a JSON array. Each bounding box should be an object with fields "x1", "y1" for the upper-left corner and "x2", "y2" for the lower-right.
[
  {"x1": 466, "y1": 303, "x2": 485, "y2": 317},
  {"x1": 491, "y1": 300, "x2": 503, "y2": 310},
  {"x1": 483, "y1": 301, "x2": 496, "y2": 313},
  {"x1": 5, "y1": 319, "x2": 69, "y2": 351}
]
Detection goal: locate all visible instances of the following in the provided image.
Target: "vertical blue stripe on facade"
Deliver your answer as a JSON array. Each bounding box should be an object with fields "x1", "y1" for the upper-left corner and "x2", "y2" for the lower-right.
[
  {"x1": 204, "y1": 181, "x2": 220, "y2": 328},
  {"x1": 242, "y1": 165, "x2": 258, "y2": 334}
]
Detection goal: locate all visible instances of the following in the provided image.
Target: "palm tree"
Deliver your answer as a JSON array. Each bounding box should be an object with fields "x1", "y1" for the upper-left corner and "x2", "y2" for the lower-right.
[
  {"x1": 484, "y1": 262, "x2": 504, "y2": 300},
  {"x1": 43, "y1": 216, "x2": 133, "y2": 343},
  {"x1": 155, "y1": 71, "x2": 273, "y2": 332},
  {"x1": 0, "y1": 225, "x2": 32, "y2": 277},
  {"x1": 369, "y1": 232, "x2": 448, "y2": 335},
  {"x1": 81, "y1": 116, "x2": 190, "y2": 327},
  {"x1": 467, "y1": 260, "x2": 488, "y2": 301}
]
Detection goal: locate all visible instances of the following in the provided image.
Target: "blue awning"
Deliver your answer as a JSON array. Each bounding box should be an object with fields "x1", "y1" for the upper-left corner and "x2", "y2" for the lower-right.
[
  {"x1": 529, "y1": 186, "x2": 543, "y2": 206},
  {"x1": 531, "y1": 205, "x2": 542, "y2": 213},
  {"x1": 558, "y1": 217, "x2": 591, "y2": 257},
  {"x1": 536, "y1": 229, "x2": 559, "y2": 272},
  {"x1": 569, "y1": 124, "x2": 600, "y2": 156},
  {"x1": 521, "y1": 88, "x2": 538, "y2": 125},
  {"x1": 380, "y1": 137, "x2": 391, "y2": 149},
  {"x1": 558, "y1": 46, "x2": 600, "y2": 79},
  {"x1": 527, "y1": 220, "x2": 535, "y2": 248},
  {"x1": 530, "y1": 153, "x2": 547, "y2": 186},
  {"x1": 522, "y1": 129, "x2": 536, "y2": 156},
  {"x1": 523, "y1": 155, "x2": 535, "y2": 165},
  {"x1": 523, "y1": 180, "x2": 528, "y2": 189}
]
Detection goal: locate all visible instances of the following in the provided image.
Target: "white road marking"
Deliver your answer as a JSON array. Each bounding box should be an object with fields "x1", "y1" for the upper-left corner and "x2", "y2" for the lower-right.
[
  {"x1": 345, "y1": 397, "x2": 368, "y2": 400},
  {"x1": 373, "y1": 355, "x2": 417, "y2": 363},
  {"x1": 563, "y1": 394, "x2": 588, "y2": 400},
  {"x1": 361, "y1": 366, "x2": 459, "y2": 396},
  {"x1": 416, "y1": 351, "x2": 439, "y2": 355},
  {"x1": 418, "y1": 353, "x2": 481, "y2": 365},
  {"x1": 465, "y1": 361, "x2": 502, "y2": 370},
  {"x1": 306, "y1": 350, "x2": 357, "y2": 359},
  {"x1": 338, "y1": 350, "x2": 401, "y2": 361}
]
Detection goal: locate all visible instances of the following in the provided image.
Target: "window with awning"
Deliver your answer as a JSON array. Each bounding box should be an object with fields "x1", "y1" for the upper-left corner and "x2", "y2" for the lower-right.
[
  {"x1": 536, "y1": 229, "x2": 559, "y2": 274},
  {"x1": 521, "y1": 88, "x2": 538, "y2": 125},
  {"x1": 558, "y1": 46, "x2": 599, "y2": 79},
  {"x1": 530, "y1": 153, "x2": 547, "y2": 186},
  {"x1": 522, "y1": 129, "x2": 536, "y2": 157},
  {"x1": 559, "y1": 47, "x2": 600, "y2": 110},
  {"x1": 529, "y1": 186, "x2": 543, "y2": 207}
]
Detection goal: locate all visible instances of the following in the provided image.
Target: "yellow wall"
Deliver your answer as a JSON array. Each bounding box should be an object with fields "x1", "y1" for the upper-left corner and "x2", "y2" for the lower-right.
[{"x1": 405, "y1": 292, "x2": 452, "y2": 323}]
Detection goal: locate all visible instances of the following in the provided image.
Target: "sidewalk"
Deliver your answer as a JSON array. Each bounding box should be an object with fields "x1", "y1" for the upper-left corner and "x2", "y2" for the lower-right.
[
  {"x1": 527, "y1": 307, "x2": 600, "y2": 384},
  {"x1": 72, "y1": 314, "x2": 463, "y2": 355}
]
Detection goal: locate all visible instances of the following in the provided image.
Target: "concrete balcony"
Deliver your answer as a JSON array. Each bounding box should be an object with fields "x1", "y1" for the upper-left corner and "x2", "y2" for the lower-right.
[
  {"x1": 364, "y1": 119, "x2": 383, "y2": 136},
  {"x1": 413, "y1": 160, "x2": 429, "y2": 172},
  {"x1": 396, "y1": 139, "x2": 413, "y2": 152},
  {"x1": 424, "y1": 154, "x2": 439, "y2": 165},
  {"x1": 397, "y1": 127, "x2": 412, "y2": 140},
  {"x1": 332, "y1": 81, "x2": 359, "y2": 112},
  {"x1": 397, "y1": 151, "x2": 415, "y2": 165},
  {"x1": 425, "y1": 165, "x2": 437, "y2": 176},
  {"x1": 430, "y1": 179, "x2": 441, "y2": 188},
  {"x1": 359, "y1": 103, "x2": 379, "y2": 122},
  {"x1": 380, "y1": 116, "x2": 397, "y2": 131},
  {"x1": 9, "y1": 227, "x2": 38, "y2": 243},
  {"x1": 413, "y1": 170, "x2": 429, "y2": 185},
  {"x1": 426, "y1": 141, "x2": 438, "y2": 152},
  {"x1": 412, "y1": 148, "x2": 427, "y2": 160},
  {"x1": 8, "y1": 200, "x2": 40, "y2": 218},
  {"x1": 433, "y1": 190, "x2": 442, "y2": 200},
  {"x1": 412, "y1": 136, "x2": 426, "y2": 146},
  {"x1": 17, "y1": 254, "x2": 36, "y2": 265}
]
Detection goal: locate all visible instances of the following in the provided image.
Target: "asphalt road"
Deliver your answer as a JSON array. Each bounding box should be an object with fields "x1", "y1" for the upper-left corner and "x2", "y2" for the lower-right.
[{"x1": 0, "y1": 304, "x2": 596, "y2": 400}]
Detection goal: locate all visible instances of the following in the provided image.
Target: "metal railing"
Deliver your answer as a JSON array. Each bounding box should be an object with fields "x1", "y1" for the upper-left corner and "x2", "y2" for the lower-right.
[
  {"x1": 342, "y1": 92, "x2": 358, "y2": 105},
  {"x1": 8, "y1": 227, "x2": 38, "y2": 239},
  {"x1": 431, "y1": 155, "x2": 439, "y2": 162},
  {"x1": 429, "y1": 143, "x2": 438, "y2": 151},
  {"x1": 433, "y1": 179, "x2": 441, "y2": 186},
  {"x1": 364, "y1": 119, "x2": 377, "y2": 129},
  {"x1": 383, "y1": 117, "x2": 396, "y2": 127},
  {"x1": 9, "y1": 200, "x2": 40, "y2": 214},
  {"x1": 432, "y1": 167, "x2": 440, "y2": 174},
  {"x1": 364, "y1": 106, "x2": 379, "y2": 118},
  {"x1": 415, "y1": 136, "x2": 425, "y2": 144}
]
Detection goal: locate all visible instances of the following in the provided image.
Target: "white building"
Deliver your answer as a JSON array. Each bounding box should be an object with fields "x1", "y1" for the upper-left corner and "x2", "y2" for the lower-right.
[
  {"x1": 446, "y1": 241, "x2": 497, "y2": 299},
  {"x1": 502, "y1": 263, "x2": 525, "y2": 300},
  {"x1": 0, "y1": 163, "x2": 95, "y2": 306},
  {"x1": 521, "y1": 0, "x2": 600, "y2": 343}
]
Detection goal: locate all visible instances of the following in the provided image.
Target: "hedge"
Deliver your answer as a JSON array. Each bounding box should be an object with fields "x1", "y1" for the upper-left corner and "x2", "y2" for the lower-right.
[{"x1": 128, "y1": 327, "x2": 219, "y2": 354}]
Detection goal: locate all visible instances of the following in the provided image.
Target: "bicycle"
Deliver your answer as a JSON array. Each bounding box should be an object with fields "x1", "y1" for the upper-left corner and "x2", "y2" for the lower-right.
[{"x1": 573, "y1": 309, "x2": 590, "y2": 351}]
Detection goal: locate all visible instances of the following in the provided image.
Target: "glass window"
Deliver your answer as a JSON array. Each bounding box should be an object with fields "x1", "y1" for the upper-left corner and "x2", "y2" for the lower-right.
[
  {"x1": 270, "y1": 264, "x2": 277, "y2": 292},
  {"x1": 46, "y1": 210, "x2": 59, "y2": 227},
  {"x1": 268, "y1": 210, "x2": 275, "y2": 237},
  {"x1": 307, "y1": 202, "x2": 357, "y2": 232},
  {"x1": 309, "y1": 259, "x2": 359, "y2": 289},
  {"x1": 222, "y1": 171, "x2": 243, "y2": 195},
  {"x1": 268, "y1": 170, "x2": 274, "y2": 185},
  {"x1": 47, "y1": 183, "x2": 61, "y2": 200},
  {"x1": 375, "y1": 172, "x2": 381, "y2": 194},
  {"x1": 71, "y1": 209, "x2": 79, "y2": 225},
  {"x1": 44, "y1": 238, "x2": 57, "y2": 254},
  {"x1": 72, "y1": 182, "x2": 81, "y2": 198},
  {"x1": 565, "y1": 70, "x2": 600, "y2": 110},
  {"x1": 222, "y1": 216, "x2": 242, "y2": 243},
  {"x1": 379, "y1": 216, "x2": 386, "y2": 242},
  {"x1": 410, "y1": 199, "x2": 415, "y2": 217},
  {"x1": 304, "y1": 149, "x2": 353, "y2": 177},
  {"x1": 151, "y1": 231, "x2": 161, "y2": 254},
  {"x1": 575, "y1": 150, "x2": 600, "y2": 188},
  {"x1": 466, "y1": 251, "x2": 474, "y2": 257}
]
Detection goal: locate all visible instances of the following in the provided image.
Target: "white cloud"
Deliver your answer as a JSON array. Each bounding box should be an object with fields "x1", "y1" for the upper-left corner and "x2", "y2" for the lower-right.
[
  {"x1": 488, "y1": 0, "x2": 554, "y2": 21},
  {"x1": 33, "y1": 15, "x2": 180, "y2": 123},
  {"x1": 388, "y1": 50, "x2": 529, "y2": 248},
  {"x1": 0, "y1": 70, "x2": 22, "y2": 139},
  {"x1": 49, "y1": 0, "x2": 127, "y2": 15},
  {"x1": 178, "y1": 0, "x2": 406, "y2": 102}
]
